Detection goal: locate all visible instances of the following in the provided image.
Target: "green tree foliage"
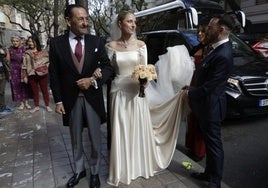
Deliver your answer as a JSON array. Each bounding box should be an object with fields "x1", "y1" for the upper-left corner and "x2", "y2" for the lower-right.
[
  {"x1": 0, "y1": 0, "x2": 66, "y2": 38},
  {"x1": 88, "y1": 0, "x2": 147, "y2": 38},
  {"x1": 0, "y1": 0, "x2": 147, "y2": 39}
]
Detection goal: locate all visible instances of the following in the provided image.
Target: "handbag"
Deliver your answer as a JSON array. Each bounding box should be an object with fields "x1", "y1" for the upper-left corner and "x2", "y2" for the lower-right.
[{"x1": 35, "y1": 65, "x2": 48, "y2": 76}]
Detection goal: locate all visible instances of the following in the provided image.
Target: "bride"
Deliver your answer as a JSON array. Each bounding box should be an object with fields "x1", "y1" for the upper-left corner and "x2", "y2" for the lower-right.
[{"x1": 104, "y1": 10, "x2": 194, "y2": 186}]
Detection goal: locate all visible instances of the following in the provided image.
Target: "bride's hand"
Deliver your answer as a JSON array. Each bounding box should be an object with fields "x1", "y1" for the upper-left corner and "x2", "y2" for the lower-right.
[
  {"x1": 182, "y1": 85, "x2": 189, "y2": 90},
  {"x1": 143, "y1": 82, "x2": 149, "y2": 89},
  {"x1": 93, "y1": 68, "x2": 102, "y2": 79}
]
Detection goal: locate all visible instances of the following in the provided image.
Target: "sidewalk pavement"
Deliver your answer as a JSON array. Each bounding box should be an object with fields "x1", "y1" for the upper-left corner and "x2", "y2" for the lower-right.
[{"x1": 0, "y1": 83, "x2": 230, "y2": 188}]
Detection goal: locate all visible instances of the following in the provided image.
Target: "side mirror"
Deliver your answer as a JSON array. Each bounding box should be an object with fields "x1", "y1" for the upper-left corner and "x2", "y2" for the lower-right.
[
  {"x1": 189, "y1": 7, "x2": 198, "y2": 26},
  {"x1": 237, "y1": 11, "x2": 246, "y2": 28}
]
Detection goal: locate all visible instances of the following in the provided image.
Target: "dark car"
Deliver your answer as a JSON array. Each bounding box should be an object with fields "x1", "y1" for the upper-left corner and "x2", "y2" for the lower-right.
[
  {"x1": 236, "y1": 33, "x2": 261, "y2": 46},
  {"x1": 141, "y1": 30, "x2": 268, "y2": 118}
]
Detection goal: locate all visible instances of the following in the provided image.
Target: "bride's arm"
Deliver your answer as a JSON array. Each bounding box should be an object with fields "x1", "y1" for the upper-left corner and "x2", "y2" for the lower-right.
[
  {"x1": 139, "y1": 44, "x2": 148, "y2": 66},
  {"x1": 105, "y1": 43, "x2": 115, "y2": 61}
]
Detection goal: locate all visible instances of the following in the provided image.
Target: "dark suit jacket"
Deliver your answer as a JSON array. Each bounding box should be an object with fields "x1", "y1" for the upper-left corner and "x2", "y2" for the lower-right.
[
  {"x1": 49, "y1": 33, "x2": 114, "y2": 126},
  {"x1": 188, "y1": 41, "x2": 233, "y2": 122}
]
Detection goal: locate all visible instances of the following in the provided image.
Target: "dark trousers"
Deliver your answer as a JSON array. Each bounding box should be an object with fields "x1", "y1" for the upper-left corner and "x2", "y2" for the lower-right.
[
  {"x1": 200, "y1": 119, "x2": 224, "y2": 187},
  {"x1": 0, "y1": 73, "x2": 6, "y2": 110}
]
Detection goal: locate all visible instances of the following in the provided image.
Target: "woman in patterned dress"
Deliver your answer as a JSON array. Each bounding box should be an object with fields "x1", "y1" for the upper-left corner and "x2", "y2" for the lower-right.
[{"x1": 6, "y1": 35, "x2": 32, "y2": 110}]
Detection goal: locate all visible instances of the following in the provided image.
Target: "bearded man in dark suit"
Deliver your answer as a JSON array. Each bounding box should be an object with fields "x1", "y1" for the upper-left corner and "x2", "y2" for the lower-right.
[
  {"x1": 182, "y1": 14, "x2": 236, "y2": 188},
  {"x1": 49, "y1": 4, "x2": 114, "y2": 188}
]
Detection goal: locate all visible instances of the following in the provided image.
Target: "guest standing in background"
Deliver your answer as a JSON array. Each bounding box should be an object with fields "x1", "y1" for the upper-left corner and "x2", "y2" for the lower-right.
[
  {"x1": 0, "y1": 44, "x2": 13, "y2": 117},
  {"x1": 6, "y1": 35, "x2": 32, "y2": 110},
  {"x1": 20, "y1": 37, "x2": 27, "y2": 48},
  {"x1": 22, "y1": 35, "x2": 52, "y2": 113}
]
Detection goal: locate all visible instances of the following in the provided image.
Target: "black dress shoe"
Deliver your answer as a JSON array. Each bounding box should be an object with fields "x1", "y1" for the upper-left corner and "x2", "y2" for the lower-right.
[
  {"x1": 66, "y1": 170, "x2": 86, "y2": 187},
  {"x1": 191, "y1": 172, "x2": 209, "y2": 181},
  {"x1": 90, "y1": 174, "x2": 100, "y2": 188},
  {"x1": 191, "y1": 155, "x2": 204, "y2": 162}
]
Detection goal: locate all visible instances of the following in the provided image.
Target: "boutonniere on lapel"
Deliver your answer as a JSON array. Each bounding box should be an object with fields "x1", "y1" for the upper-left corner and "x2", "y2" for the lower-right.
[
  {"x1": 202, "y1": 61, "x2": 210, "y2": 68},
  {"x1": 201, "y1": 54, "x2": 212, "y2": 68},
  {"x1": 94, "y1": 48, "x2": 98, "y2": 52}
]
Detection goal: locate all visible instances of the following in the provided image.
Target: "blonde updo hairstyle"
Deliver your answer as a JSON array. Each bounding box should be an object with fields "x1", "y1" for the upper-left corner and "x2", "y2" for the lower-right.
[
  {"x1": 117, "y1": 10, "x2": 134, "y2": 27},
  {"x1": 109, "y1": 10, "x2": 135, "y2": 41}
]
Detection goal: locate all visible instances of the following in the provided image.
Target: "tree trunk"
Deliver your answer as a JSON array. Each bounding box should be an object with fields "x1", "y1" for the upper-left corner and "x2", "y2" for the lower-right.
[{"x1": 54, "y1": 0, "x2": 59, "y2": 36}]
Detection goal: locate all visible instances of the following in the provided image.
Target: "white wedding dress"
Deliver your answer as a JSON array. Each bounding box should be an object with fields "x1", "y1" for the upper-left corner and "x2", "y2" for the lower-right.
[{"x1": 107, "y1": 45, "x2": 194, "y2": 186}]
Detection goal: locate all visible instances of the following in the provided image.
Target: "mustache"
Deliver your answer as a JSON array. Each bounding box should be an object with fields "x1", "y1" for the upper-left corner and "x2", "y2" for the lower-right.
[{"x1": 81, "y1": 24, "x2": 89, "y2": 28}]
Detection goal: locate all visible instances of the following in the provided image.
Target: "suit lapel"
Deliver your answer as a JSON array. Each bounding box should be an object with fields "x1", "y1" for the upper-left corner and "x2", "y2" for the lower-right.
[
  {"x1": 58, "y1": 34, "x2": 99, "y2": 75},
  {"x1": 58, "y1": 34, "x2": 79, "y2": 73},
  {"x1": 199, "y1": 45, "x2": 215, "y2": 69},
  {"x1": 81, "y1": 35, "x2": 97, "y2": 75},
  {"x1": 199, "y1": 52, "x2": 212, "y2": 69},
  {"x1": 199, "y1": 42, "x2": 228, "y2": 68}
]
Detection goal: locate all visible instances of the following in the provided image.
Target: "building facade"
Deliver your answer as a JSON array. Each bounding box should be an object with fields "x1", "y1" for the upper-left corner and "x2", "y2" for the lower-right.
[
  {"x1": 0, "y1": 5, "x2": 30, "y2": 48},
  {"x1": 240, "y1": 0, "x2": 268, "y2": 33}
]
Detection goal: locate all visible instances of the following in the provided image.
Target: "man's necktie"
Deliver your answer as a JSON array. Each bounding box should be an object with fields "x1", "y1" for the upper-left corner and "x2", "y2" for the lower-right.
[
  {"x1": 203, "y1": 44, "x2": 213, "y2": 57},
  {"x1": 75, "y1": 36, "x2": 82, "y2": 62}
]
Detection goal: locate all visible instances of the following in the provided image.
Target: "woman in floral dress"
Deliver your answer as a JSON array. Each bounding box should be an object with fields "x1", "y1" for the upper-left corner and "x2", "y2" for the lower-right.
[{"x1": 7, "y1": 35, "x2": 32, "y2": 110}]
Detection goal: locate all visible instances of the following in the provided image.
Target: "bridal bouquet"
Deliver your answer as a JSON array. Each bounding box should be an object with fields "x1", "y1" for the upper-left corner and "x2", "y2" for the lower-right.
[{"x1": 132, "y1": 64, "x2": 157, "y2": 97}]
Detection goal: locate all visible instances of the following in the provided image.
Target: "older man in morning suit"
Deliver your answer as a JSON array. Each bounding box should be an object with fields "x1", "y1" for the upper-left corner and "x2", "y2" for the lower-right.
[
  {"x1": 182, "y1": 14, "x2": 236, "y2": 188},
  {"x1": 49, "y1": 4, "x2": 114, "y2": 188}
]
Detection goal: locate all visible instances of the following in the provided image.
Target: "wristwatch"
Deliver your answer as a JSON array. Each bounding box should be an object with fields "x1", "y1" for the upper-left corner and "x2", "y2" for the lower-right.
[{"x1": 90, "y1": 77, "x2": 98, "y2": 89}]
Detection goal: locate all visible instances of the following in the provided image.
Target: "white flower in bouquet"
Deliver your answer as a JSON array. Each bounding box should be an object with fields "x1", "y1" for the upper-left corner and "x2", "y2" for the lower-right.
[
  {"x1": 132, "y1": 64, "x2": 157, "y2": 97},
  {"x1": 132, "y1": 64, "x2": 157, "y2": 81}
]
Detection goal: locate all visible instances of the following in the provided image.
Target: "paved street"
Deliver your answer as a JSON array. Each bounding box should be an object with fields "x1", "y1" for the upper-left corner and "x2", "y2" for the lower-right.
[{"x1": 0, "y1": 83, "x2": 230, "y2": 188}]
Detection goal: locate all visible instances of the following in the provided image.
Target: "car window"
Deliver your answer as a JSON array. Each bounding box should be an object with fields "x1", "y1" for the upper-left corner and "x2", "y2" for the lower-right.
[
  {"x1": 144, "y1": 32, "x2": 193, "y2": 64},
  {"x1": 181, "y1": 33, "x2": 199, "y2": 47},
  {"x1": 164, "y1": 33, "x2": 192, "y2": 50},
  {"x1": 136, "y1": 8, "x2": 186, "y2": 34},
  {"x1": 145, "y1": 34, "x2": 167, "y2": 65},
  {"x1": 229, "y1": 34, "x2": 255, "y2": 57}
]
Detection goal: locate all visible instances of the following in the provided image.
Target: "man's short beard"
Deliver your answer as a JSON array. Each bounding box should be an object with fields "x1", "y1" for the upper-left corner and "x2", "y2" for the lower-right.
[{"x1": 207, "y1": 33, "x2": 219, "y2": 44}]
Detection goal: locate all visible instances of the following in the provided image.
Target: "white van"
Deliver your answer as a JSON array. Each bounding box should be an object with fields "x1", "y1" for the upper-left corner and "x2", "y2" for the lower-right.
[
  {"x1": 135, "y1": 0, "x2": 198, "y2": 34},
  {"x1": 135, "y1": 0, "x2": 245, "y2": 36}
]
